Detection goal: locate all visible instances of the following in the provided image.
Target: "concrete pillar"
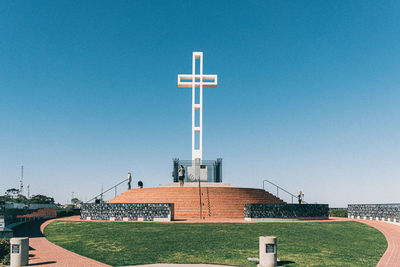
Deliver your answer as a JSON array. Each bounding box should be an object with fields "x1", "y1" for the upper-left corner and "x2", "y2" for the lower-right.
[
  {"x1": 194, "y1": 158, "x2": 201, "y2": 181},
  {"x1": 10, "y1": 237, "x2": 29, "y2": 267},
  {"x1": 258, "y1": 236, "x2": 277, "y2": 267}
]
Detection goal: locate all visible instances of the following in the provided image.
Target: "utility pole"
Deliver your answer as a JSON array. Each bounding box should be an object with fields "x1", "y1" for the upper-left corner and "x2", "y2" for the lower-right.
[
  {"x1": 19, "y1": 165, "x2": 24, "y2": 195},
  {"x1": 27, "y1": 184, "x2": 30, "y2": 198}
]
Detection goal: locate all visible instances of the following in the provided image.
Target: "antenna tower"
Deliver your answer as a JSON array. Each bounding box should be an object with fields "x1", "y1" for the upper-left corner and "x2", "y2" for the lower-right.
[{"x1": 19, "y1": 165, "x2": 24, "y2": 195}]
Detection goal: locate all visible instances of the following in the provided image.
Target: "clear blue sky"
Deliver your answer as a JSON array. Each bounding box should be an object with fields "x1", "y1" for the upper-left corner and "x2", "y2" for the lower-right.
[{"x1": 1, "y1": 1, "x2": 399, "y2": 207}]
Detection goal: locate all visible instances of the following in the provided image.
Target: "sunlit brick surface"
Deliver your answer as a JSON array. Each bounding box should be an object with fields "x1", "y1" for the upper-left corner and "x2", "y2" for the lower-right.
[{"x1": 109, "y1": 187, "x2": 285, "y2": 219}]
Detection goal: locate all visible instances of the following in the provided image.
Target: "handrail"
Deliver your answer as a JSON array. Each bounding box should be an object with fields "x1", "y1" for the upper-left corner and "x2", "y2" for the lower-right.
[
  {"x1": 198, "y1": 176, "x2": 202, "y2": 219},
  {"x1": 86, "y1": 178, "x2": 128, "y2": 203},
  {"x1": 262, "y1": 179, "x2": 306, "y2": 204}
]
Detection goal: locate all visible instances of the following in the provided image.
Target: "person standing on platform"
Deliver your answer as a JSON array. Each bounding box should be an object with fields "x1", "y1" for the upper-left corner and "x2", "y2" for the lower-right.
[
  {"x1": 298, "y1": 191, "x2": 302, "y2": 204},
  {"x1": 127, "y1": 172, "x2": 132, "y2": 190},
  {"x1": 178, "y1": 165, "x2": 185, "y2": 187}
]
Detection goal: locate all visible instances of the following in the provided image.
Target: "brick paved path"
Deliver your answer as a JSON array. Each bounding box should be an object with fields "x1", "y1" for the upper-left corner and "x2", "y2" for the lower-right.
[
  {"x1": 355, "y1": 219, "x2": 400, "y2": 267},
  {"x1": 13, "y1": 217, "x2": 110, "y2": 267},
  {"x1": 13, "y1": 216, "x2": 399, "y2": 266}
]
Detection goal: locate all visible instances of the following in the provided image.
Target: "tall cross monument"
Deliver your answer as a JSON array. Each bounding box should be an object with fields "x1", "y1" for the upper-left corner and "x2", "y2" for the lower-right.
[{"x1": 178, "y1": 52, "x2": 217, "y2": 161}]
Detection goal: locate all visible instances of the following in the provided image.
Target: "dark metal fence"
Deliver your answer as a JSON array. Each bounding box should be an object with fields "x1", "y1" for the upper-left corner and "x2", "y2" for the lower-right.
[{"x1": 172, "y1": 158, "x2": 222, "y2": 182}]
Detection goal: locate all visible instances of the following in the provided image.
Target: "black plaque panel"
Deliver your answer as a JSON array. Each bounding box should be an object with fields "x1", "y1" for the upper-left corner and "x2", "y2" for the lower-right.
[
  {"x1": 266, "y1": 244, "x2": 275, "y2": 253},
  {"x1": 12, "y1": 244, "x2": 20, "y2": 254}
]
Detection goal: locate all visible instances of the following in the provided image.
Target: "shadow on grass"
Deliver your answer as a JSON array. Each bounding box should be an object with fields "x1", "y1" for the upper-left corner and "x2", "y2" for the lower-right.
[
  {"x1": 13, "y1": 220, "x2": 45, "y2": 238},
  {"x1": 278, "y1": 260, "x2": 296, "y2": 266}
]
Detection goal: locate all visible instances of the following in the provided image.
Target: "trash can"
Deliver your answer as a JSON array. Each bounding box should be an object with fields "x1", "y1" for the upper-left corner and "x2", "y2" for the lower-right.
[
  {"x1": 258, "y1": 236, "x2": 277, "y2": 267},
  {"x1": 10, "y1": 237, "x2": 29, "y2": 267}
]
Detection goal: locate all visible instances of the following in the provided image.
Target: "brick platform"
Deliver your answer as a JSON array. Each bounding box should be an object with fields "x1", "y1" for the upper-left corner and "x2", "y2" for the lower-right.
[{"x1": 109, "y1": 187, "x2": 285, "y2": 220}]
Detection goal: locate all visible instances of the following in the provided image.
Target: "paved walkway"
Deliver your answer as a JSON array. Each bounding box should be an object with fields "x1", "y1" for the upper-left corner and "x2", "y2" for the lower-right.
[
  {"x1": 354, "y1": 219, "x2": 400, "y2": 267},
  {"x1": 13, "y1": 218, "x2": 110, "y2": 267},
  {"x1": 12, "y1": 216, "x2": 400, "y2": 266}
]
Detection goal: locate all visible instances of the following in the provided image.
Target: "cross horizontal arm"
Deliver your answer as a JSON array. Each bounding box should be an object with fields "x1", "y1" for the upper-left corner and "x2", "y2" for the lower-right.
[{"x1": 177, "y1": 74, "x2": 217, "y2": 88}]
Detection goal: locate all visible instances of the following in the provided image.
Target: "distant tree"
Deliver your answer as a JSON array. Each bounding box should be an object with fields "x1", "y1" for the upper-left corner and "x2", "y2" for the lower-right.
[
  {"x1": 29, "y1": 194, "x2": 55, "y2": 204},
  {"x1": 5, "y1": 188, "x2": 19, "y2": 199},
  {"x1": 71, "y1": 198, "x2": 82, "y2": 206},
  {"x1": 0, "y1": 195, "x2": 12, "y2": 202},
  {"x1": 14, "y1": 194, "x2": 29, "y2": 203}
]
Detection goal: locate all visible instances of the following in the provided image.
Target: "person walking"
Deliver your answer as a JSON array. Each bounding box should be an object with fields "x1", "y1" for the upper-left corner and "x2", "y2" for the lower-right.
[
  {"x1": 127, "y1": 172, "x2": 132, "y2": 190},
  {"x1": 178, "y1": 165, "x2": 185, "y2": 187}
]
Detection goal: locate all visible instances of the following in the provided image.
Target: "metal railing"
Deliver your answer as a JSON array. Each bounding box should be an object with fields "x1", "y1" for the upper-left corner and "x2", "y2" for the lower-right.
[
  {"x1": 86, "y1": 178, "x2": 128, "y2": 203},
  {"x1": 172, "y1": 158, "x2": 222, "y2": 183},
  {"x1": 262, "y1": 179, "x2": 306, "y2": 204}
]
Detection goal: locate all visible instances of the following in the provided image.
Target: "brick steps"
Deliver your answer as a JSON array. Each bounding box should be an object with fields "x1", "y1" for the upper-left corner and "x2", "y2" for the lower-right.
[{"x1": 109, "y1": 187, "x2": 285, "y2": 219}]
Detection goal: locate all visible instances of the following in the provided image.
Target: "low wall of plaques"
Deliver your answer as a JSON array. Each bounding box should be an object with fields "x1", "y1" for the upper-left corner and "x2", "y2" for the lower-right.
[
  {"x1": 348, "y1": 203, "x2": 400, "y2": 222},
  {"x1": 80, "y1": 203, "x2": 174, "y2": 221},
  {"x1": 244, "y1": 204, "x2": 329, "y2": 221}
]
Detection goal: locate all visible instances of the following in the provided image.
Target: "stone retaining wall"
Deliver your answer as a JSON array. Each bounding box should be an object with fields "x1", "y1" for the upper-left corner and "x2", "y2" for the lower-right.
[
  {"x1": 348, "y1": 204, "x2": 400, "y2": 222},
  {"x1": 0, "y1": 202, "x2": 56, "y2": 225},
  {"x1": 0, "y1": 201, "x2": 56, "y2": 237},
  {"x1": 81, "y1": 203, "x2": 174, "y2": 221},
  {"x1": 244, "y1": 204, "x2": 329, "y2": 221}
]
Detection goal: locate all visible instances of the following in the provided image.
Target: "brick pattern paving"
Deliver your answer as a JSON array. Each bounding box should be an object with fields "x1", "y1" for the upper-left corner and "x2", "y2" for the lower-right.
[
  {"x1": 28, "y1": 217, "x2": 111, "y2": 267},
  {"x1": 355, "y1": 219, "x2": 400, "y2": 267}
]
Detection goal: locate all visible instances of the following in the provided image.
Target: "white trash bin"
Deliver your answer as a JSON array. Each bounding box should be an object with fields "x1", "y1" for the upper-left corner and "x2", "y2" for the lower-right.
[{"x1": 10, "y1": 237, "x2": 29, "y2": 267}]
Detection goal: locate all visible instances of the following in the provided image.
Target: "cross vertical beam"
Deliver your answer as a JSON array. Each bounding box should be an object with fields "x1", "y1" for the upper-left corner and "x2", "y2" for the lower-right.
[{"x1": 178, "y1": 52, "x2": 217, "y2": 161}]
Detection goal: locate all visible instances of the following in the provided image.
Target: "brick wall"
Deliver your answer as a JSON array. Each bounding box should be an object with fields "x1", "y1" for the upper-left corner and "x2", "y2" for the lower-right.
[{"x1": 1, "y1": 202, "x2": 56, "y2": 227}]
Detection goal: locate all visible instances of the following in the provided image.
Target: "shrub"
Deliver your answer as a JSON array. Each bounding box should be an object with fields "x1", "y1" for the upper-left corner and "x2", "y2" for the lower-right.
[
  {"x1": 330, "y1": 209, "x2": 348, "y2": 218},
  {"x1": 56, "y1": 208, "x2": 80, "y2": 218},
  {"x1": 1, "y1": 253, "x2": 9, "y2": 266},
  {"x1": 56, "y1": 209, "x2": 67, "y2": 217},
  {"x1": 0, "y1": 239, "x2": 10, "y2": 265}
]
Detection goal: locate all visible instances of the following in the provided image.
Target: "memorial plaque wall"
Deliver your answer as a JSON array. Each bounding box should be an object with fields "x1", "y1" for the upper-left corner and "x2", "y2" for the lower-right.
[
  {"x1": 244, "y1": 204, "x2": 329, "y2": 220},
  {"x1": 80, "y1": 203, "x2": 174, "y2": 221},
  {"x1": 348, "y1": 204, "x2": 400, "y2": 222}
]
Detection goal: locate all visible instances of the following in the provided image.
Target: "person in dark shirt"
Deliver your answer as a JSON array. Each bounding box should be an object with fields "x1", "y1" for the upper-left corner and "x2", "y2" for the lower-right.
[
  {"x1": 298, "y1": 191, "x2": 302, "y2": 204},
  {"x1": 178, "y1": 165, "x2": 185, "y2": 187},
  {"x1": 138, "y1": 180, "x2": 143, "y2": 188}
]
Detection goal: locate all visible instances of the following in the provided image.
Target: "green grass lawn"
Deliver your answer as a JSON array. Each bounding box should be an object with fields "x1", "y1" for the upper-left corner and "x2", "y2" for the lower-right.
[{"x1": 44, "y1": 221, "x2": 386, "y2": 267}]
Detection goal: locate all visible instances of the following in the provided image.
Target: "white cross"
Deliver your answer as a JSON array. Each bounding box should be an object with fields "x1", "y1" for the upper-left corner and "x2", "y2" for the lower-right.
[{"x1": 178, "y1": 52, "x2": 218, "y2": 161}]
